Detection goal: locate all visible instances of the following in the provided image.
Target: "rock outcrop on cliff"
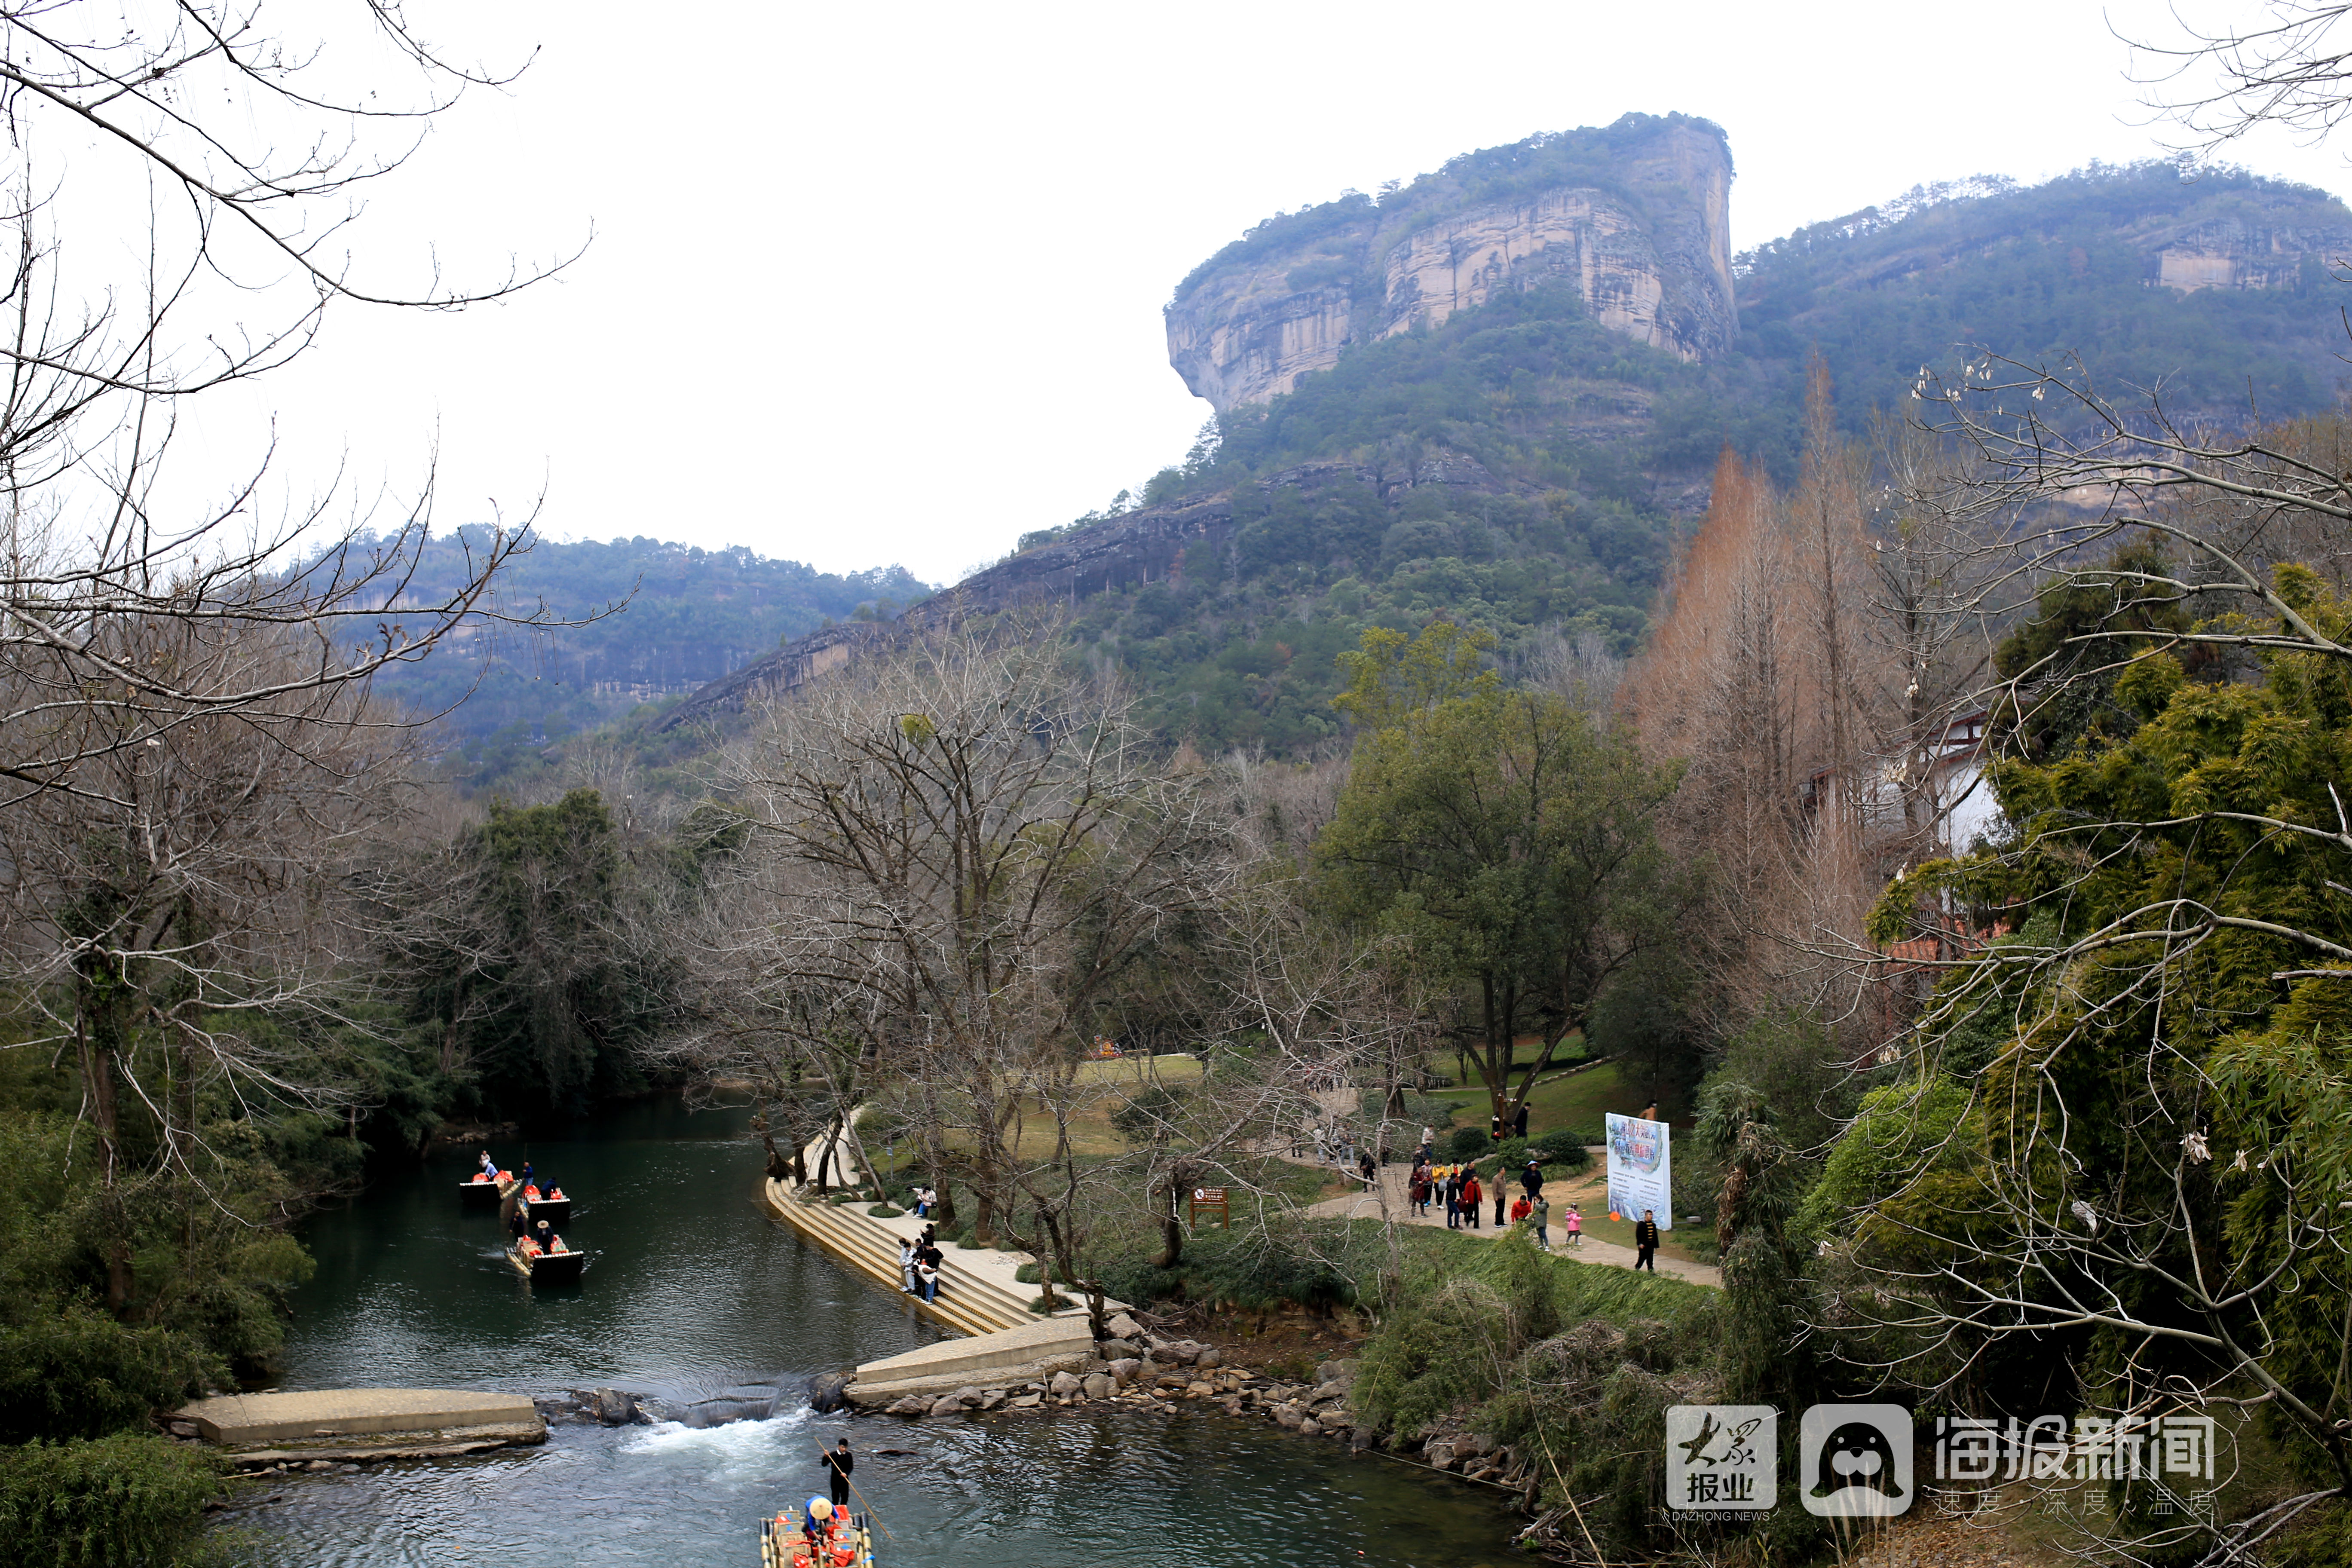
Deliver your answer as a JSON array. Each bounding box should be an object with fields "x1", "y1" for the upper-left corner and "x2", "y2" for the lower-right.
[{"x1": 1165, "y1": 113, "x2": 1736, "y2": 412}]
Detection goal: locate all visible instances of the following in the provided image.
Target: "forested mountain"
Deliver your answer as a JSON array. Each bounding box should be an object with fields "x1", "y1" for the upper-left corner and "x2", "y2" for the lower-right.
[
  {"x1": 465, "y1": 140, "x2": 2352, "y2": 769},
  {"x1": 351, "y1": 530, "x2": 926, "y2": 779},
  {"x1": 652, "y1": 154, "x2": 2352, "y2": 757}
]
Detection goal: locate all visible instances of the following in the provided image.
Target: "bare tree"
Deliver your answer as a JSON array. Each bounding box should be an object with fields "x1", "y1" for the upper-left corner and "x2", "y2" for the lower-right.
[
  {"x1": 0, "y1": 611, "x2": 421, "y2": 1308},
  {"x1": 701, "y1": 621, "x2": 1237, "y2": 1265}
]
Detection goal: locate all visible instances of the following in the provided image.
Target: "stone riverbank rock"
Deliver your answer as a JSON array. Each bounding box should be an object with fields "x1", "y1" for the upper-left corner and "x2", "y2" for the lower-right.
[
  {"x1": 885, "y1": 1396, "x2": 929, "y2": 1417},
  {"x1": 1106, "y1": 1359, "x2": 1141, "y2": 1386},
  {"x1": 1426, "y1": 1441, "x2": 1457, "y2": 1470},
  {"x1": 592, "y1": 1388, "x2": 641, "y2": 1426},
  {"x1": 952, "y1": 1387, "x2": 983, "y2": 1407},
  {"x1": 1081, "y1": 1373, "x2": 1113, "y2": 1401},
  {"x1": 1195, "y1": 1348, "x2": 1222, "y2": 1369},
  {"x1": 1299, "y1": 1417, "x2": 1323, "y2": 1436},
  {"x1": 805, "y1": 1375, "x2": 851, "y2": 1415},
  {"x1": 1107, "y1": 1313, "x2": 1145, "y2": 1340},
  {"x1": 926, "y1": 1395, "x2": 962, "y2": 1418},
  {"x1": 1048, "y1": 1371, "x2": 1082, "y2": 1398}
]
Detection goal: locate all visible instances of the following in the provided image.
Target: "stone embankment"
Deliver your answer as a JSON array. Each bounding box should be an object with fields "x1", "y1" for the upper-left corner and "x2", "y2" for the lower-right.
[
  {"x1": 168, "y1": 1389, "x2": 546, "y2": 1473},
  {"x1": 859, "y1": 1321, "x2": 1540, "y2": 1498}
]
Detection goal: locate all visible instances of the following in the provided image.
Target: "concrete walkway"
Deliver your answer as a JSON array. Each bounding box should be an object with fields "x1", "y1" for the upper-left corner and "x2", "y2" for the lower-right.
[{"x1": 1304, "y1": 1164, "x2": 1721, "y2": 1288}]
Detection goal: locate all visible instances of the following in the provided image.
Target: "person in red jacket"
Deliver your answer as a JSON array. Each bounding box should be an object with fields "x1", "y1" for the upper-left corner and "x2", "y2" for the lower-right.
[{"x1": 1461, "y1": 1170, "x2": 1484, "y2": 1230}]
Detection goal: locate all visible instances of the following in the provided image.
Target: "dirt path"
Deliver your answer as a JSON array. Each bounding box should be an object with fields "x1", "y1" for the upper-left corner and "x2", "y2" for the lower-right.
[{"x1": 1301, "y1": 1163, "x2": 1722, "y2": 1288}]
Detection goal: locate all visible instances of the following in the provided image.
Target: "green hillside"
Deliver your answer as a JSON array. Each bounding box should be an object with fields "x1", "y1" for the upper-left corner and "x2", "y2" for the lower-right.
[
  {"x1": 1041, "y1": 162, "x2": 2352, "y2": 750},
  {"x1": 436, "y1": 161, "x2": 2352, "y2": 767}
]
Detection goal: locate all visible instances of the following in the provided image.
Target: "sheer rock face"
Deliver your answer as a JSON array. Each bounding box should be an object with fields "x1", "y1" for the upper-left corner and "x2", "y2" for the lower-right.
[
  {"x1": 1165, "y1": 116, "x2": 1737, "y2": 412},
  {"x1": 2148, "y1": 214, "x2": 2352, "y2": 291}
]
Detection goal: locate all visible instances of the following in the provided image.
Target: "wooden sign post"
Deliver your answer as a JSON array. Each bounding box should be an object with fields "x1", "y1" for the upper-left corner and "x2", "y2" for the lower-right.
[{"x1": 1188, "y1": 1186, "x2": 1230, "y2": 1230}]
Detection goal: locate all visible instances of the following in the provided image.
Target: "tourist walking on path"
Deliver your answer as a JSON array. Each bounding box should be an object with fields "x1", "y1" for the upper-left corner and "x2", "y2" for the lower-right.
[
  {"x1": 1493, "y1": 1170, "x2": 1507, "y2": 1227},
  {"x1": 1565, "y1": 1204, "x2": 1582, "y2": 1249},
  {"x1": 1462, "y1": 1170, "x2": 1484, "y2": 1230},
  {"x1": 1357, "y1": 1148, "x2": 1376, "y2": 1190},
  {"x1": 1531, "y1": 1194, "x2": 1551, "y2": 1250},
  {"x1": 1521, "y1": 1157, "x2": 1542, "y2": 1198},
  {"x1": 1442, "y1": 1167, "x2": 1460, "y2": 1229},
  {"x1": 1634, "y1": 1210, "x2": 1659, "y2": 1271}
]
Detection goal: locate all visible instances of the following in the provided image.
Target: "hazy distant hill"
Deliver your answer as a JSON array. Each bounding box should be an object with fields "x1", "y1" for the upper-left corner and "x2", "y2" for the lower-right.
[{"x1": 357, "y1": 529, "x2": 925, "y2": 779}]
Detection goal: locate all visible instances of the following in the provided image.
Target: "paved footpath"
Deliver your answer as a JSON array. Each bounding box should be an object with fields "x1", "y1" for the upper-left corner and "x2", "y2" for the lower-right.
[{"x1": 1302, "y1": 1162, "x2": 1721, "y2": 1288}]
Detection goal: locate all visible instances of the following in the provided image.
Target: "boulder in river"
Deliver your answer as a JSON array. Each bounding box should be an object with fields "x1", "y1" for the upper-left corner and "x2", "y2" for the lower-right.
[
  {"x1": 593, "y1": 1388, "x2": 642, "y2": 1426},
  {"x1": 1048, "y1": 1371, "x2": 1082, "y2": 1397},
  {"x1": 1081, "y1": 1373, "x2": 1113, "y2": 1400},
  {"x1": 886, "y1": 1396, "x2": 930, "y2": 1417},
  {"x1": 1106, "y1": 1358, "x2": 1142, "y2": 1385},
  {"x1": 926, "y1": 1395, "x2": 963, "y2": 1418},
  {"x1": 806, "y1": 1374, "x2": 852, "y2": 1414}
]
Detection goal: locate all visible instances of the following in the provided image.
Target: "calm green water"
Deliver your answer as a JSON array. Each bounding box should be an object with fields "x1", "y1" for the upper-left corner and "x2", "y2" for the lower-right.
[{"x1": 234, "y1": 1099, "x2": 1521, "y2": 1568}]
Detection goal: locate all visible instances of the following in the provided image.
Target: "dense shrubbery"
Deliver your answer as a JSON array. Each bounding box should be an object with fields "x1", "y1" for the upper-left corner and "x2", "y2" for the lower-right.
[
  {"x1": 1346, "y1": 1234, "x2": 1795, "y2": 1558},
  {"x1": 0, "y1": 1433, "x2": 223, "y2": 1567},
  {"x1": 1094, "y1": 1219, "x2": 1368, "y2": 1315}
]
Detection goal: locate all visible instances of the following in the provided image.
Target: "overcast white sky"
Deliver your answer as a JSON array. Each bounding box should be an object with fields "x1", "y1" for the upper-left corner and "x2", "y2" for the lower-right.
[{"x1": 180, "y1": 1, "x2": 2352, "y2": 585}]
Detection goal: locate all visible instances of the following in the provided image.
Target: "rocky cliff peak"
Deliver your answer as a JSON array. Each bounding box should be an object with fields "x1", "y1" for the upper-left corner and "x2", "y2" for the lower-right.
[{"x1": 1165, "y1": 113, "x2": 1737, "y2": 412}]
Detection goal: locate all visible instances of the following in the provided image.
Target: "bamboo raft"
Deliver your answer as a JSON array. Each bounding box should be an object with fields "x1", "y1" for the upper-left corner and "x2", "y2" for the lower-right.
[
  {"x1": 519, "y1": 1193, "x2": 572, "y2": 1228},
  {"x1": 460, "y1": 1174, "x2": 513, "y2": 1210},
  {"x1": 760, "y1": 1512, "x2": 873, "y2": 1568},
  {"x1": 505, "y1": 1241, "x2": 586, "y2": 1286}
]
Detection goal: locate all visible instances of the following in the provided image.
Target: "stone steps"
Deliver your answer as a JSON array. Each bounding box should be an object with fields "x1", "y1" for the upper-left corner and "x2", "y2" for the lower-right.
[{"x1": 761, "y1": 1181, "x2": 1039, "y2": 1336}]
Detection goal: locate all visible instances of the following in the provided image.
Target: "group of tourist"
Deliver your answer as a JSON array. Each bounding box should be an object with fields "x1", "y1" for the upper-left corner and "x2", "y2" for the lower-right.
[
  {"x1": 1403, "y1": 1143, "x2": 1585, "y2": 1253},
  {"x1": 897, "y1": 1226, "x2": 946, "y2": 1301}
]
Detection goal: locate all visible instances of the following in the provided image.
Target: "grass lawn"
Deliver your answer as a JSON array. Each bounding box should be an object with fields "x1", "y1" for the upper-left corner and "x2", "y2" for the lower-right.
[
  {"x1": 1072, "y1": 1054, "x2": 1204, "y2": 1087},
  {"x1": 1426, "y1": 1056, "x2": 1655, "y2": 1141}
]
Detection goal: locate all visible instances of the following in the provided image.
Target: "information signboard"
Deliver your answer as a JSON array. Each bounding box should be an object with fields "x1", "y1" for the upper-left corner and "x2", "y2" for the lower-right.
[{"x1": 1605, "y1": 1113, "x2": 1673, "y2": 1231}]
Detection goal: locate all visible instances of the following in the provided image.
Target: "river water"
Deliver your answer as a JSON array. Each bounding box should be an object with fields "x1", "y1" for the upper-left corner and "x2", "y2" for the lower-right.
[{"x1": 234, "y1": 1098, "x2": 1520, "y2": 1568}]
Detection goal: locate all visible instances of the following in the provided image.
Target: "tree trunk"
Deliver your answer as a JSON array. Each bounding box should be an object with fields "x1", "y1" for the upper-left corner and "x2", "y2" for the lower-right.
[
  {"x1": 74, "y1": 958, "x2": 133, "y2": 1317},
  {"x1": 1034, "y1": 1205, "x2": 1060, "y2": 1311},
  {"x1": 1152, "y1": 1162, "x2": 1193, "y2": 1270},
  {"x1": 812, "y1": 1112, "x2": 839, "y2": 1192}
]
